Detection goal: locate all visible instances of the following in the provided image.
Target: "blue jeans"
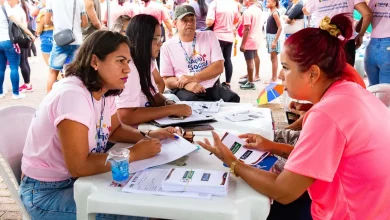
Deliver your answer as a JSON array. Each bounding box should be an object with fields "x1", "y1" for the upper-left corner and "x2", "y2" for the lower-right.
[
  {"x1": 49, "y1": 44, "x2": 79, "y2": 70},
  {"x1": 0, "y1": 40, "x2": 21, "y2": 95},
  {"x1": 19, "y1": 176, "x2": 148, "y2": 220},
  {"x1": 364, "y1": 38, "x2": 390, "y2": 86}
]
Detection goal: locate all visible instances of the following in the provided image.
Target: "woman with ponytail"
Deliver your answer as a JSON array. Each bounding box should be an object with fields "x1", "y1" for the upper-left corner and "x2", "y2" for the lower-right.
[{"x1": 198, "y1": 14, "x2": 390, "y2": 220}]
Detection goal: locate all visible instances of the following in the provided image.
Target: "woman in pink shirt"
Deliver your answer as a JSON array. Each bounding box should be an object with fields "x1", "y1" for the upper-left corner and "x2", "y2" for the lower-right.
[
  {"x1": 116, "y1": 14, "x2": 192, "y2": 126},
  {"x1": 19, "y1": 31, "x2": 180, "y2": 220},
  {"x1": 206, "y1": 0, "x2": 240, "y2": 87},
  {"x1": 103, "y1": 0, "x2": 139, "y2": 29},
  {"x1": 198, "y1": 14, "x2": 390, "y2": 220}
]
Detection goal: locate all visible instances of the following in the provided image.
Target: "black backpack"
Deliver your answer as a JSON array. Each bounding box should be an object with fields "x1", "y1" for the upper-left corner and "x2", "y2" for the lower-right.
[{"x1": 1, "y1": 5, "x2": 31, "y2": 49}]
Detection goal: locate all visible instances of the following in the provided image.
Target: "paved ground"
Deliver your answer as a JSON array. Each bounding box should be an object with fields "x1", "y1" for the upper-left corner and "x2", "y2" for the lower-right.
[{"x1": 0, "y1": 38, "x2": 287, "y2": 219}]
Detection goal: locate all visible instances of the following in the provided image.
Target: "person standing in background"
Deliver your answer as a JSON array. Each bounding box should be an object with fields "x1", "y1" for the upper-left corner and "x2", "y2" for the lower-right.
[
  {"x1": 283, "y1": 0, "x2": 303, "y2": 38},
  {"x1": 303, "y1": 0, "x2": 372, "y2": 66},
  {"x1": 35, "y1": 0, "x2": 53, "y2": 66},
  {"x1": 82, "y1": 0, "x2": 103, "y2": 40},
  {"x1": 189, "y1": 0, "x2": 208, "y2": 30},
  {"x1": 239, "y1": 0, "x2": 263, "y2": 90},
  {"x1": 362, "y1": 0, "x2": 390, "y2": 85},
  {"x1": 8, "y1": 0, "x2": 33, "y2": 94},
  {"x1": 0, "y1": 0, "x2": 35, "y2": 100},
  {"x1": 139, "y1": 0, "x2": 173, "y2": 68},
  {"x1": 206, "y1": 0, "x2": 240, "y2": 88},
  {"x1": 45, "y1": 0, "x2": 88, "y2": 92},
  {"x1": 265, "y1": 0, "x2": 282, "y2": 83},
  {"x1": 103, "y1": 0, "x2": 138, "y2": 29}
]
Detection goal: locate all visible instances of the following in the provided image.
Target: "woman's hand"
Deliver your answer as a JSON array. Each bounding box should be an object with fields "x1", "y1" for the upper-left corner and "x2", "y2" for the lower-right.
[
  {"x1": 149, "y1": 127, "x2": 182, "y2": 140},
  {"x1": 197, "y1": 131, "x2": 237, "y2": 166},
  {"x1": 285, "y1": 101, "x2": 312, "y2": 130},
  {"x1": 238, "y1": 133, "x2": 273, "y2": 152},
  {"x1": 130, "y1": 138, "x2": 162, "y2": 161},
  {"x1": 171, "y1": 104, "x2": 192, "y2": 117}
]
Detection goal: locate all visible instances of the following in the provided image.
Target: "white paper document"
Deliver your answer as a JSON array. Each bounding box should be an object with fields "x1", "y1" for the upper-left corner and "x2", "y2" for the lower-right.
[
  {"x1": 221, "y1": 133, "x2": 269, "y2": 165},
  {"x1": 224, "y1": 110, "x2": 267, "y2": 122},
  {"x1": 179, "y1": 101, "x2": 221, "y2": 114},
  {"x1": 128, "y1": 136, "x2": 198, "y2": 173},
  {"x1": 162, "y1": 168, "x2": 229, "y2": 196},
  {"x1": 122, "y1": 169, "x2": 212, "y2": 199}
]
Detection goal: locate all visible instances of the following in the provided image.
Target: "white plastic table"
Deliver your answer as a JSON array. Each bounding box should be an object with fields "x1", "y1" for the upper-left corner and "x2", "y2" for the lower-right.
[{"x1": 74, "y1": 104, "x2": 274, "y2": 220}]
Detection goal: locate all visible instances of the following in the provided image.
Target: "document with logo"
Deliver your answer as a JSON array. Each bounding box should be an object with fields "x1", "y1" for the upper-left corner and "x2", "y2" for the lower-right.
[
  {"x1": 162, "y1": 168, "x2": 229, "y2": 196},
  {"x1": 122, "y1": 168, "x2": 212, "y2": 199},
  {"x1": 221, "y1": 132, "x2": 269, "y2": 165}
]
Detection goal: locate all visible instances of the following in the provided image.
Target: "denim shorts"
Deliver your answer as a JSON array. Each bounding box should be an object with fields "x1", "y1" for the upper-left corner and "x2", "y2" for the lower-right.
[
  {"x1": 49, "y1": 44, "x2": 79, "y2": 70},
  {"x1": 19, "y1": 176, "x2": 148, "y2": 220},
  {"x1": 266, "y1": 33, "x2": 281, "y2": 54},
  {"x1": 40, "y1": 30, "x2": 53, "y2": 54}
]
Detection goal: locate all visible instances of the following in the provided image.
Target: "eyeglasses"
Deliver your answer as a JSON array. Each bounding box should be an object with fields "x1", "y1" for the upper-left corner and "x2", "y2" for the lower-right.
[{"x1": 153, "y1": 36, "x2": 164, "y2": 44}]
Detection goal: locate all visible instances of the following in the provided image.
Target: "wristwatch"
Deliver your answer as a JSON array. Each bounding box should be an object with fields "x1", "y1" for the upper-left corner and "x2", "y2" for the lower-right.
[
  {"x1": 165, "y1": 99, "x2": 176, "y2": 106},
  {"x1": 230, "y1": 160, "x2": 240, "y2": 177}
]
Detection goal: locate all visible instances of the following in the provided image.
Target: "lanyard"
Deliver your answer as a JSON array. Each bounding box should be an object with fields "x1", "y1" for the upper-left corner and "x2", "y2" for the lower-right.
[
  {"x1": 179, "y1": 33, "x2": 197, "y2": 64},
  {"x1": 91, "y1": 93, "x2": 106, "y2": 152}
]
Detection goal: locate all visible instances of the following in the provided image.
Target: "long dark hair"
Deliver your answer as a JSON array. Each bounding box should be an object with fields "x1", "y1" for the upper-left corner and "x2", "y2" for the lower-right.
[
  {"x1": 65, "y1": 30, "x2": 131, "y2": 96},
  {"x1": 198, "y1": 0, "x2": 208, "y2": 16},
  {"x1": 126, "y1": 14, "x2": 158, "y2": 104}
]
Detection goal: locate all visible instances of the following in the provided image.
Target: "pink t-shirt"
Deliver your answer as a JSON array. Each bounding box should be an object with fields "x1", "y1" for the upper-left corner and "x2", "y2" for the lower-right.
[
  {"x1": 285, "y1": 81, "x2": 390, "y2": 220},
  {"x1": 206, "y1": 0, "x2": 240, "y2": 42},
  {"x1": 160, "y1": 31, "x2": 224, "y2": 89},
  {"x1": 139, "y1": 1, "x2": 169, "y2": 24},
  {"x1": 368, "y1": 0, "x2": 390, "y2": 38},
  {"x1": 242, "y1": 4, "x2": 263, "y2": 50},
  {"x1": 305, "y1": 0, "x2": 365, "y2": 38},
  {"x1": 116, "y1": 60, "x2": 158, "y2": 108},
  {"x1": 21, "y1": 77, "x2": 117, "y2": 181},
  {"x1": 104, "y1": 1, "x2": 139, "y2": 28}
]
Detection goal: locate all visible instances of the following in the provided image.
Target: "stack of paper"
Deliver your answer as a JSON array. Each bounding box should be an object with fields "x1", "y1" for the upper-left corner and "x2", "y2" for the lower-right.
[
  {"x1": 221, "y1": 132, "x2": 269, "y2": 165},
  {"x1": 122, "y1": 169, "x2": 212, "y2": 199},
  {"x1": 162, "y1": 168, "x2": 229, "y2": 196}
]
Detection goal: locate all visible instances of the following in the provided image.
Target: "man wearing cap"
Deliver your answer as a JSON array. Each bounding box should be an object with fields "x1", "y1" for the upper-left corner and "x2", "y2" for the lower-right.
[{"x1": 160, "y1": 5, "x2": 239, "y2": 102}]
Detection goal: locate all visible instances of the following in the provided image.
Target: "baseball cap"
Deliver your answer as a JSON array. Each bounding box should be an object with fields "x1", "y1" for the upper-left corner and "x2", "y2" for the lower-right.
[{"x1": 173, "y1": 5, "x2": 196, "y2": 20}]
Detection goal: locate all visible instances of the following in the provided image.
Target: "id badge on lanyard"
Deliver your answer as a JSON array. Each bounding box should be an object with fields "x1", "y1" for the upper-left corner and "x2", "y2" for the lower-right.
[{"x1": 91, "y1": 93, "x2": 106, "y2": 153}]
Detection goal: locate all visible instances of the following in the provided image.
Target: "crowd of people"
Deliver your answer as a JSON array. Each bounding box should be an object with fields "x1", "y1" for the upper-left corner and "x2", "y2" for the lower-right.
[{"x1": 0, "y1": 0, "x2": 389, "y2": 219}]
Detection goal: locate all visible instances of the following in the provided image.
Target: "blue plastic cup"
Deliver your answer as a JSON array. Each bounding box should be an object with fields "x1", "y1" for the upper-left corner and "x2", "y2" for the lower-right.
[{"x1": 106, "y1": 148, "x2": 130, "y2": 184}]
